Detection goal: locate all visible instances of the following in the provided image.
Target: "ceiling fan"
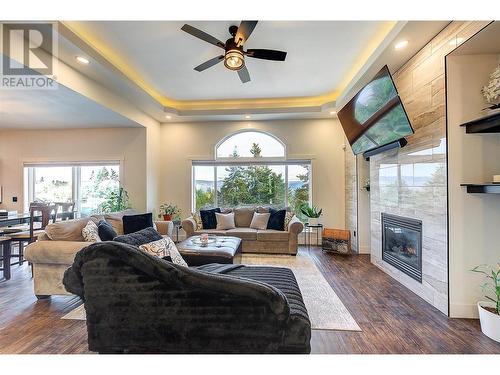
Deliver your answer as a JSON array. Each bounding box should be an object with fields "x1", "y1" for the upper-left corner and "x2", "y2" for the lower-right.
[{"x1": 181, "y1": 21, "x2": 287, "y2": 83}]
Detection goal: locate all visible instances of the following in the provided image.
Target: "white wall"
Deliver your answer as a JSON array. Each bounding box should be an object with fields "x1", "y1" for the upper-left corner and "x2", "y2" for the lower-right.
[
  {"x1": 159, "y1": 118, "x2": 347, "y2": 229},
  {"x1": 0, "y1": 127, "x2": 147, "y2": 212},
  {"x1": 447, "y1": 54, "x2": 500, "y2": 318}
]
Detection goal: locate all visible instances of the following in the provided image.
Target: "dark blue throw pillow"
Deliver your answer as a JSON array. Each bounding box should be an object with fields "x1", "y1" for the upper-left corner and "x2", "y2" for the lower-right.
[
  {"x1": 267, "y1": 208, "x2": 286, "y2": 231},
  {"x1": 113, "y1": 227, "x2": 163, "y2": 246},
  {"x1": 97, "y1": 220, "x2": 117, "y2": 241},
  {"x1": 200, "y1": 208, "x2": 221, "y2": 229},
  {"x1": 123, "y1": 213, "x2": 154, "y2": 234}
]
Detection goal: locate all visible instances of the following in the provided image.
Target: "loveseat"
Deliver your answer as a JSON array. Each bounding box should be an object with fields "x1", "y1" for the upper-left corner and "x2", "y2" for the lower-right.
[
  {"x1": 63, "y1": 241, "x2": 311, "y2": 354},
  {"x1": 24, "y1": 210, "x2": 173, "y2": 298},
  {"x1": 182, "y1": 207, "x2": 304, "y2": 255}
]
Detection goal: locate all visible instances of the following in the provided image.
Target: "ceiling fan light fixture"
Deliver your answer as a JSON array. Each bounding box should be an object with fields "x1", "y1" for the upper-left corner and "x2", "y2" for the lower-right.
[{"x1": 224, "y1": 49, "x2": 244, "y2": 71}]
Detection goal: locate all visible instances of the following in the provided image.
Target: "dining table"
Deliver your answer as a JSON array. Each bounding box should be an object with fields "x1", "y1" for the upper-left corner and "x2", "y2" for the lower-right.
[
  {"x1": 0, "y1": 211, "x2": 77, "y2": 280},
  {"x1": 0, "y1": 211, "x2": 77, "y2": 228}
]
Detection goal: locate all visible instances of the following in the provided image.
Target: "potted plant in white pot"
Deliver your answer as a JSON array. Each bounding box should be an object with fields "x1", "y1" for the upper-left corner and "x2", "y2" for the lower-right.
[
  {"x1": 300, "y1": 204, "x2": 323, "y2": 226},
  {"x1": 471, "y1": 264, "x2": 500, "y2": 343}
]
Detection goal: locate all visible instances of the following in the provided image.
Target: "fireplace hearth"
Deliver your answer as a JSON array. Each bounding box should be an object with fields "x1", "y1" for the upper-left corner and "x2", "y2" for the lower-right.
[{"x1": 382, "y1": 213, "x2": 422, "y2": 282}]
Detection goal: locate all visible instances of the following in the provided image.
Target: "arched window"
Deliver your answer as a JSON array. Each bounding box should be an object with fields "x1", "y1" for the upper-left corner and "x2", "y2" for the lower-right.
[
  {"x1": 192, "y1": 130, "x2": 311, "y2": 218},
  {"x1": 216, "y1": 130, "x2": 286, "y2": 159}
]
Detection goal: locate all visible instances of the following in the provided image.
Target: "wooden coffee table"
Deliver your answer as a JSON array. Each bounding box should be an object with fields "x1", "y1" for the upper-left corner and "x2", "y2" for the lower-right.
[{"x1": 176, "y1": 236, "x2": 242, "y2": 266}]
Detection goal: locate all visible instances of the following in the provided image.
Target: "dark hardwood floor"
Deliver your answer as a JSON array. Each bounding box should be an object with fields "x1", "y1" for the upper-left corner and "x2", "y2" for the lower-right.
[{"x1": 1, "y1": 247, "x2": 499, "y2": 354}]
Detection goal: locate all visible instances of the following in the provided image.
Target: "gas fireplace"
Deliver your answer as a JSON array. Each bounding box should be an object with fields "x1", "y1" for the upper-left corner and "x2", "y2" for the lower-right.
[{"x1": 382, "y1": 213, "x2": 422, "y2": 283}]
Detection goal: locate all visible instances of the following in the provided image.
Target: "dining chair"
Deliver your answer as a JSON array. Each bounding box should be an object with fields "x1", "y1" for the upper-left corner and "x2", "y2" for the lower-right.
[
  {"x1": 9, "y1": 203, "x2": 58, "y2": 266},
  {"x1": 1, "y1": 202, "x2": 45, "y2": 234},
  {"x1": 0, "y1": 236, "x2": 12, "y2": 280},
  {"x1": 54, "y1": 201, "x2": 75, "y2": 221}
]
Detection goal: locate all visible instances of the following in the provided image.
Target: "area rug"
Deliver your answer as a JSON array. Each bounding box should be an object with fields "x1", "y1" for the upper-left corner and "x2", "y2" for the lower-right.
[
  {"x1": 62, "y1": 252, "x2": 361, "y2": 332},
  {"x1": 239, "y1": 253, "x2": 361, "y2": 331}
]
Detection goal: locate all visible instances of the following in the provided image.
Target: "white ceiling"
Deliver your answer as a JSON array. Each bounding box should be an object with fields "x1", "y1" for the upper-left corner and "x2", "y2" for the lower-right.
[
  {"x1": 1, "y1": 21, "x2": 452, "y2": 128},
  {"x1": 0, "y1": 78, "x2": 140, "y2": 129},
  {"x1": 69, "y1": 21, "x2": 386, "y2": 100}
]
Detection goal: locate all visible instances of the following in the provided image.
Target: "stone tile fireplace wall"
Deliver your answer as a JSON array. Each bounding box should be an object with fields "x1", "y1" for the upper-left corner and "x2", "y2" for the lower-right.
[
  {"x1": 345, "y1": 146, "x2": 358, "y2": 252},
  {"x1": 368, "y1": 21, "x2": 488, "y2": 315}
]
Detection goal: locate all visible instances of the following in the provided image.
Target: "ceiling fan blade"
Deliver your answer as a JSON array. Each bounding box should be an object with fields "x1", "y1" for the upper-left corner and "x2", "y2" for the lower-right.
[
  {"x1": 235, "y1": 21, "x2": 258, "y2": 46},
  {"x1": 194, "y1": 55, "x2": 224, "y2": 72},
  {"x1": 246, "y1": 49, "x2": 287, "y2": 61},
  {"x1": 237, "y1": 66, "x2": 251, "y2": 83},
  {"x1": 181, "y1": 24, "x2": 225, "y2": 49}
]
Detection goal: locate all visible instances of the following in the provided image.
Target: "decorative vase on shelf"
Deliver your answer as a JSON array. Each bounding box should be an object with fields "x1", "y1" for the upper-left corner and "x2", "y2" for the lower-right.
[{"x1": 481, "y1": 64, "x2": 500, "y2": 113}]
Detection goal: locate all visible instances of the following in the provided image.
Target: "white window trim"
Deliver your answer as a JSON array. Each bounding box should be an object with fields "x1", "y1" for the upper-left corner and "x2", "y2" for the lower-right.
[
  {"x1": 192, "y1": 131, "x2": 312, "y2": 212},
  {"x1": 24, "y1": 161, "x2": 121, "y2": 213},
  {"x1": 215, "y1": 129, "x2": 287, "y2": 162},
  {"x1": 191, "y1": 160, "x2": 312, "y2": 212}
]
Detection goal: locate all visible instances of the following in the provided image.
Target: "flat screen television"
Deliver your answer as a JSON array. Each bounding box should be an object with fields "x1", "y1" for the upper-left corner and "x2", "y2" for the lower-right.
[{"x1": 337, "y1": 65, "x2": 414, "y2": 155}]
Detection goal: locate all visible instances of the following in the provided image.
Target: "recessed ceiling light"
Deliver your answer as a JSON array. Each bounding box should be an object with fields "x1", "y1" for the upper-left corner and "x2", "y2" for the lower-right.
[
  {"x1": 165, "y1": 115, "x2": 172, "y2": 120},
  {"x1": 245, "y1": 115, "x2": 251, "y2": 119},
  {"x1": 75, "y1": 56, "x2": 90, "y2": 65},
  {"x1": 394, "y1": 40, "x2": 409, "y2": 50},
  {"x1": 330, "y1": 111, "x2": 337, "y2": 115}
]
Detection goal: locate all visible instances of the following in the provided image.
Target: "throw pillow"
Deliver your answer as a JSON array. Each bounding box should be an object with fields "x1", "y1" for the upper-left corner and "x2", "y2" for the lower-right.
[
  {"x1": 97, "y1": 220, "x2": 117, "y2": 241},
  {"x1": 250, "y1": 212, "x2": 271, "y2": 230},
  {"x1": 267, "y1": 208, "x2": 287, "y2": 231},
  {"x1": 113, "y1": 227, "x2": 163, "y2": 246},
  {"x1": 284, "y1": 212, "x2": 295, "y2": 231},
  {"x1": 82, "y1": 220, "x2": 101, "y2": 242},
  {"x1": 138, "y1": 237, "x2": 187, "y2": 267},
  {"x1": 139, "y1": 238, "x2": 169, "y2": 257},
  {"x1": 215, "y1": 212, "x2": 236, "y2": 230},
  {"x1": 103, "y1": 209, "x2": 136, "y2": 235},
  {"x1": 123, "y1": 213, "x2": 154, "y2": 234},
  {"x1": 164, "y1": 236, "x2": 188, "y2": 267},
  {"x1": 200, "y1": 208, "x2": 221, "y2": 229},
  {"x1": 192, "y1": 212, "x2": 203, "y2": 230}
]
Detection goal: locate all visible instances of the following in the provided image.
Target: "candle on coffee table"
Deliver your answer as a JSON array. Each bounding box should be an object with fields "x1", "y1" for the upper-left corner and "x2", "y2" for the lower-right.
[{"x1": 200, "y1": 233, "x2": 209, "y2": 246}]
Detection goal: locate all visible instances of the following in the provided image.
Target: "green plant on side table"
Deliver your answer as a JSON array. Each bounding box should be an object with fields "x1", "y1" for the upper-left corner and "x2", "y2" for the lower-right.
[
  {"x1": 300, "y1": 204, "x2": 323, "y2": 226},
  {"x1": 471, "y1": 264, "x2": 500, "y2": 343},
  {"x1": 98, "y1": 187, "x2": 132, "y2": 213},
  {"x1": 159, "y1": 203, "x2": 180, "y2": 221}
]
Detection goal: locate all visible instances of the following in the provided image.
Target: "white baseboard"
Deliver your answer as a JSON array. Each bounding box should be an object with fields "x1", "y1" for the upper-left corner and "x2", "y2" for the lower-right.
[
  {"x1": 358, "y1": 245, "x2": 371, "y2": 254},
  {"x1": 449, "y1": 303, "x2": 479, "y2": 319}
]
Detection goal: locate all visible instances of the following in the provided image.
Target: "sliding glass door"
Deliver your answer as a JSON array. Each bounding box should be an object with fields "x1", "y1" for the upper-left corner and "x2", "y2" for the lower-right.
[{"x1": 24, "y1": 163, "x2": 120, "y2": 216}]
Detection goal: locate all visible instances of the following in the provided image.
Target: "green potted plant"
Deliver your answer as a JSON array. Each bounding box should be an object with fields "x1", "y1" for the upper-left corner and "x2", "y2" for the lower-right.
[
  {"x1": 471, "y1": 264, "x2": 500, "y2": 343},
  {"x1": 159, "y1": 203, "x2": 180, "y2": 221},
  {"x1": 98, "y1": 187, "x2": 132, "y2": 213},
  {"x1": 300, "y1": 204, "x2": 323, "y2": 226}
]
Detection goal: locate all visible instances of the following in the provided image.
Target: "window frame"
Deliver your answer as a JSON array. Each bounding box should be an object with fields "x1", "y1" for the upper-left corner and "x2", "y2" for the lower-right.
[
  {"x1": 192, "y1": 130, "x2": 311, "y2": 212},
  {"x1": 24, "y1": 161, "x2": 122, "y2": 214},
  {"x1": 215, "y1": 129, "x2": 287, "y2": 163}
]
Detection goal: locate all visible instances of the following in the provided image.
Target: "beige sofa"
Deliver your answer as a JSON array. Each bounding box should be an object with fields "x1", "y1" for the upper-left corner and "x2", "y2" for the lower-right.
[
  {"x1": 182, "y1": 207, "x2": 304, "y2": 255},
  {"x1": 25, "y1": 210, "x2": 173, "y2": 298}
]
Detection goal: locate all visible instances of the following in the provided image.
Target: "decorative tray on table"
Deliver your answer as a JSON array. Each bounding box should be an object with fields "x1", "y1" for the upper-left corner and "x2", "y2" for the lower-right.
[{"x1": 190, "y1": 235, "x2": 218, "y2": 246}]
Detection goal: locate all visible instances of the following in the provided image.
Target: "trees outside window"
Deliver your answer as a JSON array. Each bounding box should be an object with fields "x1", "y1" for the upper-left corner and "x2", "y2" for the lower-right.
[
  {"x1": 25, "y1": 163, "x2": 120, "y2": 216},
  {"x1": 193, "y1": 131, "x2": 311, "y2": 218}
]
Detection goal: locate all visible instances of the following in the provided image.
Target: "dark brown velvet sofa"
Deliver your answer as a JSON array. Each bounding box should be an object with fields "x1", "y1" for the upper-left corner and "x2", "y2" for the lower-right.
[{"x1": 63, "y1": 241, "x2": 311, "y2": 354}]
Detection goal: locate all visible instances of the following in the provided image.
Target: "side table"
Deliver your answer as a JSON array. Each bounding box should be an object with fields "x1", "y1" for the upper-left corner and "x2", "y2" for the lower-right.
[
  {"x1": 305, "y1": 223, "x2": 323, "y2": 249},
  {"x1": 172, "y1": 220, "x2": 182, "y2": 243}
]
